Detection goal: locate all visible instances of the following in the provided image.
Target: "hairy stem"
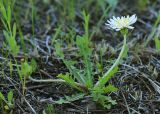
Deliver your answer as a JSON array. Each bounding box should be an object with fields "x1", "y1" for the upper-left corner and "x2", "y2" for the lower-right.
[
  {"x1": 29, "y1": 77, "x2": 89, "y2": 92},
  {"x1": 95, "y1": 34, "x2": 127, "y2": 88}
]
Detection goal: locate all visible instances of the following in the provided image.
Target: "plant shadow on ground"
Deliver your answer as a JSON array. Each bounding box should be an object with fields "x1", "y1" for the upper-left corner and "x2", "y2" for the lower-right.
[{"x1": 0, "y1": 0, "x2": 160, "y2": 114}]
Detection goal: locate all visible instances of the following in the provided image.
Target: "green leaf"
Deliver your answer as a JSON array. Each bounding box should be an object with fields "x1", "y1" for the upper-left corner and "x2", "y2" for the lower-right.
[
  {"x1": 155, "y1": 37, "x2": 160, "y2": 50},
  {"x1": 76, "y1": 35, "x2": 91, "y2": 56},
  {"x1": 30, "y1": 59, "x2": 37, "y2": 72},
  {"x1": 58, "y1": 73, "x2": 82, "y2": 91},
  {"x1": 7, "y1": 5, "x2": 11, "y2": 23},
  {"x1": 55, "y1": 42, "x2": 64, "y2": 58},
  {"x1": 97, "y1": 66, "x2": 119, "y2": 88},
  {"x1": 52, "y1": 25, "x2": 62, "y2": 45},
  {"x1": 0, "y1": 92, "x2": 5, "y2": 101},
  {"x1": 12, "y1": 23, "x2": 16, "y2": 39},
  {"x1": 64, "y1": 60, "x2": 76, "y2": 66},
  {"x1": 21, "y1": 61, "x2": 33, "y2": 78},
  {"x1": 76, "y1": 36, "x2": 93, "y2": 87},
  {"x1": 54, "y1": 93, "x2": 85, "y2": 104},
  {"x1": 3, "y1": 30, "x2": 10, "y2": 42},
  {"x1": 1, "y1": 18, "x2": 8, "y2": 31},
  {"x1": 9, "y1": 60, "x2": 13, "y2": 76},
  {"x1": 96, "y1": 62, "x2": 103, "y2": 72},
  {"x1": 0, "y1": 3, "x2": 19, "y2": 56},
  {"x1": 0, "y1": 2, "x2": 7, "y2": 21},
  {"x1": 82, "y1": 11, "x2": 90, "y2": 38},
  {"x1": 104, "y1": 66, "x2": 119, "y2": 83},
  {"x1": 92, "y1": 92, "x2": 117, "y2": 109},
  {"x1": 7, "y1": 90, "x2": 13, "y2": 103},
  {"x1": 63, "y1": 60, "x2": 86, "y2": 84},
  {"x1": 10, "y1": 37, "x2": 20, "y2": 56},
  {"x1": 103, "y1": 84, "x2": 118, "y2": 93},
  {"x1": 17, "y1": 62, "x2": 22, "y2": 81},
  {"x1": 3, "y1": 30, "x2": 19, "y2": 56}
]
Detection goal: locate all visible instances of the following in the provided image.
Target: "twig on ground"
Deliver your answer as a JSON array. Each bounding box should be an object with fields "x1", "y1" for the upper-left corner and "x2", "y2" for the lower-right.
[{"x1": 5, "y1": 75, "x2": 37, "y2": 114}]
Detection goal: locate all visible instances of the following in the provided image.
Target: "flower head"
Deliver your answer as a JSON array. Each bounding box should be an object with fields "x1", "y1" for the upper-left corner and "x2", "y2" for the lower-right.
[{"x1": 105, "y1": 14, "x2": 137, "y2": 31}]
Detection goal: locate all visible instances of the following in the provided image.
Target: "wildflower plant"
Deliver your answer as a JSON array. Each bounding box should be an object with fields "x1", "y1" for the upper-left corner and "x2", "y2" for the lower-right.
[
  {"x1": 0, "y1": 0, "x2": 19, "y2": 56},
  {"x1": 53, "y1": 14, "x2": 137, "y2": 108},
  {"x1": 95, "y1": 14, "x2": 137, "y2": 88},
  {"x1": 0, "y1": 90, "x2": 14, "y2": 113},
  {"x1": 92, "y1": 14, "x2": 137, "y2": 107},
  {"x1": 17, "y1": 59, "x2": 37, "y2": 95}
]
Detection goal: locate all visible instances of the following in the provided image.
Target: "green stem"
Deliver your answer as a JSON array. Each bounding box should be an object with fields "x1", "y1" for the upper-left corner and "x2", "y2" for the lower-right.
[
  {"x1": 29, "y1": 77, "x2": 88, "y2": 92},
  {"x1": 95, "y1": 34, "x2": 127, "y2": 87},
  {"x1": 29, "y1": 77, "x2": 65, "y2": 83}
]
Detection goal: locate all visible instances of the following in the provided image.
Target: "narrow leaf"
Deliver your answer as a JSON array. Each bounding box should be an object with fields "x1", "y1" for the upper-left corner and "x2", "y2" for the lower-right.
[
  {"x1": 54, "y1": 93, "x2": 85, "y2": 104},
  {"x1": 58, "y1": 74, "x2": 82, "y2": 91},
  {"x1": 0, "y1": 92, "x2": 5, "y2": 101},
  {"x1": 103, "y1": 84, "x2": 118, "y2": 93},
  {"x1": 55, "y1": 42, "x2": 64, "y2": 58},
  {"x1": 155, "y1": 37, "x2": 160, "y2": 50},
  {"x1": 13, "y1": 23, "x2": 17, "y2": 38},
  {"x1": 97, "y1": 66, "x2": 119, "y2": 88},
  {"x1": 7, "y1": 90, "x2": 13, "y2": 103}
]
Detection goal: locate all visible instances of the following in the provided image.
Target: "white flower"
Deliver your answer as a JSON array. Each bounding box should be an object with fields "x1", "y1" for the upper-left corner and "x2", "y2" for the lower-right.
[{"x1": 105, "y1": 14, "x2": 137, "y2": 31}]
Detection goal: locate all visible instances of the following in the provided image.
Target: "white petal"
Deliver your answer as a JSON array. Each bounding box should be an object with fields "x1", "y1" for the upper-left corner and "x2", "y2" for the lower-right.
[
  {"x1": 129, "y1": 14, "x2": 137, "y2": 25},
  {"x1": 117, "y1": 17, "x2": 120, "y2": 20},
  {"x1": 127, "y1": 26, "x2": 134, "y2": 29},
  {"x1": 107, "y1": 20, "x2": 112, "y2": 24},
  {"x1": 115, "y1": 28, "x2": 121, "y2": 31},
  {"x1": 113, "y1": 16, "x2": 117, "y2": 21}
]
